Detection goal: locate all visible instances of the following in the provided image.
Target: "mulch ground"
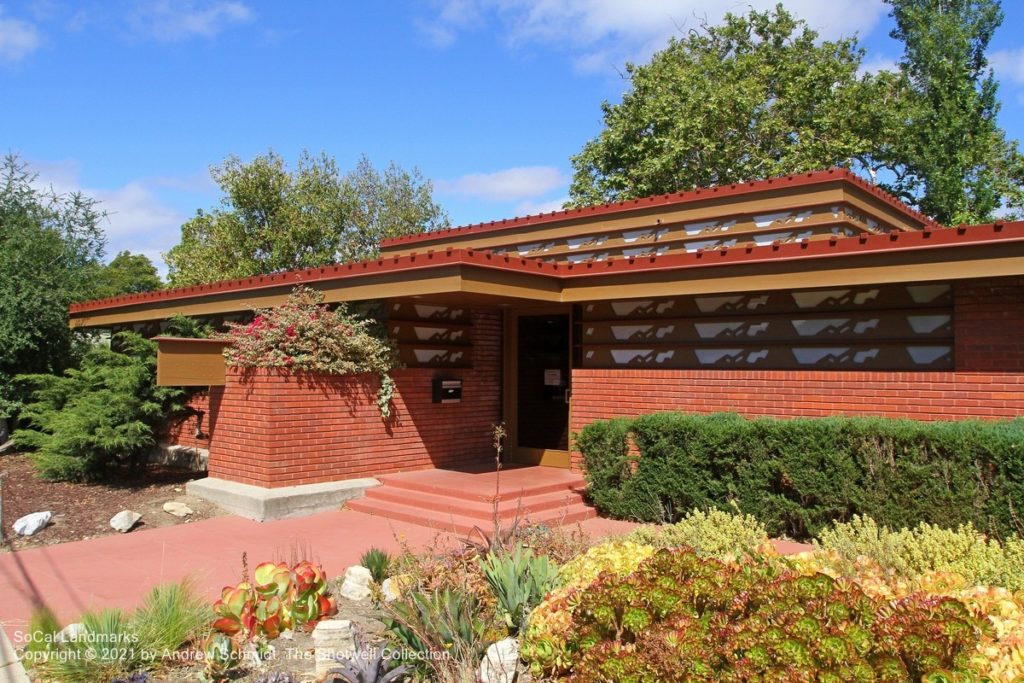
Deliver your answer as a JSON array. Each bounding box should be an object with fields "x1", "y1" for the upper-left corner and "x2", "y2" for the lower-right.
[{"x1": 0, "y1": 452, "x2": 223, "y2": 551}]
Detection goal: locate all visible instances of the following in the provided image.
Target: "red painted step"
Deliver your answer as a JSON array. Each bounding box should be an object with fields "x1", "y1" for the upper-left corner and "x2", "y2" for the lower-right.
[{"x1": 346, "y1": 465, "x2": 597, "y2": 534}]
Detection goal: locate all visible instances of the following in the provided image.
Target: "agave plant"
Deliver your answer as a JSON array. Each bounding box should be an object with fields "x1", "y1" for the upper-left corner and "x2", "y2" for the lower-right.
[
  {"x1": 360, "y1": 547, "x2": 393, "y2": 584},
  {"x1": 480, "y1": 543, "x2": 561, "y2": 634},
  {"x1": 325, "y1": 629, "x2": 411, "y2": 683}
]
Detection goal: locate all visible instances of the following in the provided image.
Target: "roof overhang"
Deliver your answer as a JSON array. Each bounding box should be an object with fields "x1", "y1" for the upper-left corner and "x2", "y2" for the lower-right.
[{"x1": 68, "y1": 222, "x2": 1024, "y2": 329}]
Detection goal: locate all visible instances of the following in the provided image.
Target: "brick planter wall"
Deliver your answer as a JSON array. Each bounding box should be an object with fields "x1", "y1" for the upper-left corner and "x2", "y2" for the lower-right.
[
  {"x1": 569, "y1": 276, "x2": 1024, "y2": 469},
  {"x1": 161, "y1": 389, "x2": 222, "y2": 450},
  {"x1": 206, "y1": 309, "x2": 502, "y2": 487}
]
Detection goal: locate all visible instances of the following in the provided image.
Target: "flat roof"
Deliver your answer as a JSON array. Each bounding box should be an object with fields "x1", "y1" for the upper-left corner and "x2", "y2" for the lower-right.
[
  {"x1": 68, "y1": 220, "x2": 1024, "y2": 328},
  {"x1": 380, "y1": 168, "x2": 940, "y2": 251}
]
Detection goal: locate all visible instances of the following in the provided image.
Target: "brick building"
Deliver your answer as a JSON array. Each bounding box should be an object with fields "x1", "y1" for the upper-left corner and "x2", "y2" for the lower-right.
[{"x1": 68, "y1": 169, "x2": 1024, "y2": 512}]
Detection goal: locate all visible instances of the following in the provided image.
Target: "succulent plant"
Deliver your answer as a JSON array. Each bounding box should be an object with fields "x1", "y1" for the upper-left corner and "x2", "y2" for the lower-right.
[
  {"x1": 198, "y1": 632, "x2": 241, "y2": 683},
  {"x1": 523, "y1": 546, "x2": 991, "y2": 680},
  {"x1": 212, "y1": 559, "x2": 337, "y2": 640},
  {"x1": 360, "y1": 547, "x2": 393, "y2": 584},
  {"x1": 109, "y1": 673, "x2": 149, "y2": 683},
  {"x1": 325, "y1": 630, "x2": 411, "y2": 683},
  {"x1": 253, "y1": 669, "x2": 299, "y2": 683}
]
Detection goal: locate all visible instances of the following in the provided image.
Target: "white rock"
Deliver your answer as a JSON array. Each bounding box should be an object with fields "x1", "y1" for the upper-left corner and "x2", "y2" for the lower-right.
[
  {"x1": 55, "y1": 623, "x2": 85, "y2": 643},
  {"x1": 339, "y1": 565, "x2": 372, "y2": 601},
  {"x1": 312, "y1": 619, "x2": 355, "y2": 677},
  {"x1": 381, "y1": 576, "x2": 404, "y2": 603},
  {"x1": 162, "y1": 501, "x2": 193, "y2": 517},
  {"x1": 479, "y1": 637, "x2": 520, "y2": 683},
  {"x1": 12, "y1": 511, "x2": 51, "y2": 537},
  {"x1": 109, "y1": 510, "x2": 142, "y2": 533}
]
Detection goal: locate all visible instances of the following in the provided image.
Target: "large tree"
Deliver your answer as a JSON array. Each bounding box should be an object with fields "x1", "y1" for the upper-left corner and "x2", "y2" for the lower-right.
[
  {"x1": 94, "y1": 250, "x2": 162, "y2": 299},
  {"x1": 885, "y1": 0, "x2": 1024, "y2": 224},
  {"x1": 165, "y1": 151, "x2": 449, "y2": 287},
  {"x1": 0, "y1": 154, "x2": 106, "y2": 427},
  {"x1": 567, "y1": 6, "x2": 893, "y2": 206}
]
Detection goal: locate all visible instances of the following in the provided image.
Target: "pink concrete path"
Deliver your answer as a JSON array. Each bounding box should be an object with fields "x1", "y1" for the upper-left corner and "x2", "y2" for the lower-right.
[{"x1": 0, "y1": 508, "x2": 637, "y2": 642}]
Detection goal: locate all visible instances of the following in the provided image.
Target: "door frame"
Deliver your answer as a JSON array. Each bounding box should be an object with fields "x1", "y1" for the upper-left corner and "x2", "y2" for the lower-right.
[{"x1": 503, "y1": 305, "x2": 573, "y2": 468}]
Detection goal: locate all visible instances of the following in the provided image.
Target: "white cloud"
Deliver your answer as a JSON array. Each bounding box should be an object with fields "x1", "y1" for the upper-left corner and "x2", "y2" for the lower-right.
[
  {"x1": 514, "y1": 196, "x2": 568, "y2": 215},
  {"x1": 422, "y1": 0, "x2": 887, "y2": 72},
  {"x1": 991, "y1": 48, "x2": 1024, "y2": 86},
  {"x1": 858, "y1": 55, "x2": 898, "y2": 76},
  {"x1": 129, "y1": 0, "x2": 253, "y2": 42},
  {"x1": 0, "y1": 7, "x2": 41, "y2": 62},
  {"x1": 30, "y1": 159, "x2": 190, "y2": 276},
  {"x1": 437, "y1": 166, "x2": 567, "y2": 201}
]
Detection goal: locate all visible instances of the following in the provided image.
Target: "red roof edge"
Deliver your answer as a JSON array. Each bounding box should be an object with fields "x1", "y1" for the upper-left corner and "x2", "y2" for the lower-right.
[
  {"x1": 69, "y1": 248, "x2": 564, "y2": 315},
  {"x1": 68, "y1": 221, "x2": 1024, "y2": 318},
  {"x1": 381, "y1": 168, "x2": 942, "y2": 248}
]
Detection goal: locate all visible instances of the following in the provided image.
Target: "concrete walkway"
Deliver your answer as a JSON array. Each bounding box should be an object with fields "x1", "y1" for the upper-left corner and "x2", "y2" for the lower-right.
[{"x1": 0, "y1": 508, "x2": 637, "y2": 644}]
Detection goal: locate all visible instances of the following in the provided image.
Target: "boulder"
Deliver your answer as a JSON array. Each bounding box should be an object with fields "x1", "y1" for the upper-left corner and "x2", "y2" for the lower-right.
[
  {"x1": 12, "y1": 511, "x2": 51, "y2": 537},
  {"x1": 479, "y1": 637, "x2": 520, "y2": 683},
  {"x1": 339, "y1": 565, "x2": 372, "y2": 601},
  {"x1": 162, "y1": 501, "x2": 193, "y2": 517},
  {"x1": 312, "y1": 619, "x2": 355, "y2": 677},
  {"x1": 109, "y1": 510, "x2": 142, "y2": 533}
]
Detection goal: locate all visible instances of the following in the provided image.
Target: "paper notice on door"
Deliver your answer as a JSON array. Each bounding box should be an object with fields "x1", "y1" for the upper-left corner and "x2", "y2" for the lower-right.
[{"x1": 544, "y1": 369, "x2": 562, "y2": 386}]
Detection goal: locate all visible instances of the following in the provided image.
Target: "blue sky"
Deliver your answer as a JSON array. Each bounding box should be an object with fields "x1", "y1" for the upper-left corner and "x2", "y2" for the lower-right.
[{"x1": 2, "y1": 0, "x2": 1023, "y2": 275}]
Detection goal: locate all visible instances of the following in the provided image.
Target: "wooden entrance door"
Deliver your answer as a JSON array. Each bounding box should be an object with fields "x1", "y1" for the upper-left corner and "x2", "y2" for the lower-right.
[{"x1": 505, "y1": 309, "x2": 571, "y2": 467}]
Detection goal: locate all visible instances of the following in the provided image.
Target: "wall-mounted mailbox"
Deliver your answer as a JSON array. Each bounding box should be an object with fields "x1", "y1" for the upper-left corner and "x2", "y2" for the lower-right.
[{"x1": 432, "y1": 378, "x2": 463, "y2": 403}]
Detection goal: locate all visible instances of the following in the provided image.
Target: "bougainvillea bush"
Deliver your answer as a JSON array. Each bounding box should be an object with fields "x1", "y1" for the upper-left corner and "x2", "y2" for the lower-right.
[{"x1": 220, "y1": 286, "x2": 399, "y2": 416}]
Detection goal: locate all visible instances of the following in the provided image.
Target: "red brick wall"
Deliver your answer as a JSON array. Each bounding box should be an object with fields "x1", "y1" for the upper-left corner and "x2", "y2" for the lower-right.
[
  {"x1": 206, "y1": 309, "x2": 502, "y2": 487},
  {"x1": 569, "y1": 277, "x2": 1024, "y2": 469},
  {"x1": 160, "y1": 390, "x2": 222, "y2": 450}
]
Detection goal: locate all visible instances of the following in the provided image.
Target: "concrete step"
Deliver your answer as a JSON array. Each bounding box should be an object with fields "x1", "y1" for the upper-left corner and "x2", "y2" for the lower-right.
[
  {"x1": 360, "y1": 485, "x2": 588, "y2": 522},
  {"x1": 347, "y1": 496, "x2": 597, "y2": 536},
  {"x1": 376, "y1": 470, "x2": 586, "y2": 503}
]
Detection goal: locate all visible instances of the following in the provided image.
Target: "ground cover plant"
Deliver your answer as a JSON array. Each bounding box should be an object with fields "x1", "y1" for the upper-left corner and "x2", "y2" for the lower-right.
[
  {"x1": 520, "y1": 511, "x2": 1024, "y2": 681},
  {"x1": 577, "y1": 411, "x2": 1024, "y2": 539}
]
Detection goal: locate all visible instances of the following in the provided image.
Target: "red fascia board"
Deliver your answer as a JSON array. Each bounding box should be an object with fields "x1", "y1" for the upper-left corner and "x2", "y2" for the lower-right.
[
  {"x1": 553, "y1": 221, "x2": 1024, "y2": 278},
  {"x1": 69, "y1": 221, "x2": 1023, "y2": 316},
  {"x1": 69, "y1": 249, "x2": 564, "y2": 314},
  {"x1": 381, "y1": 168, "x2": 941, "y2": 249}
]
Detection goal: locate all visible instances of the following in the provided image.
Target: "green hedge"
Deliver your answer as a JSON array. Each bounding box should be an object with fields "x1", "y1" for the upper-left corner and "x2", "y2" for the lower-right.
[{"x1": 577, "y1": 412, "x2": 1024, "y2": 540}]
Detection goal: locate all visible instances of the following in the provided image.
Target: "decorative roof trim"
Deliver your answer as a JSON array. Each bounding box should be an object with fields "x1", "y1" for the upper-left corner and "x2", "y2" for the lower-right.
[
  {"x1": 69, "y1": 221, "x2": 1024, "y2": 317},
  {"x1": 381, "y1": 168, "x2": 941, "y2": 248}
]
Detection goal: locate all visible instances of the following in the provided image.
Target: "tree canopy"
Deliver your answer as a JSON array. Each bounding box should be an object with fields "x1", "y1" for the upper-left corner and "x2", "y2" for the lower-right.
[
  {"x1": 0, "y1": 154, "x2": 105, "y2": 418},
  {"x1": 164, "y1": 151, "x2": 449, "y2": 287},
  {"x1": 567, "y1": 2, "x2": 1023, "y2": 225},
  {"x1": 93, "y1": 250, "x2": 162, "y2": 299},
  {"x1": 885, "y1": 0, "x2": 1024, "y2": 224},
  {"x1": 567, "y1": 6, "x2": 891, "y2": 206}
]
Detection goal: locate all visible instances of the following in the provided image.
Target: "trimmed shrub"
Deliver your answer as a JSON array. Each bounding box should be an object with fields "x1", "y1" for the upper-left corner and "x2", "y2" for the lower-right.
[{"x1": 577, "y1": 411, "x2": 1024, "y2": 539}]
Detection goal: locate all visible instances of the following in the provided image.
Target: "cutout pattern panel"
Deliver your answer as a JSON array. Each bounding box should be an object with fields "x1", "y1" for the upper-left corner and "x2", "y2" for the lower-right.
[
  {"x1": 575, "y1": 284, "x2": 953, "y2": 371},
  {"x1": 481, "y1": 202, "x2": 889, "y2": 264},
  {"x1": 389, "y1": 303, "x2": 473, "y2": 368}
]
